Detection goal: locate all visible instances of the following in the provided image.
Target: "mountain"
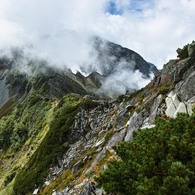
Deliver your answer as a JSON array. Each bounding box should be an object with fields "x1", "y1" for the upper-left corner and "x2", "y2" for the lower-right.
[
  {"x1": 0, "y1": 41, "x2": 194, "y2": 195},
  {"x1": 89, "y1": 36, "x2": 157, "y2": 77},
  {"x1": 0, "y1": 57, "x2": 93, "y2": 110},
  {"x1": 86, "y1": 37, "x2": 158, "y2": 97},
  {"x1": 0, "y1": 38, "x2": 157, "y2": 109}
]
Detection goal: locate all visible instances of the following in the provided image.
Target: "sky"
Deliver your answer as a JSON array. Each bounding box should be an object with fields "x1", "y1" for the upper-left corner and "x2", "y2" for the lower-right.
[{"x1": 0, "y1": 0, "x2": 195, "y2": 71}]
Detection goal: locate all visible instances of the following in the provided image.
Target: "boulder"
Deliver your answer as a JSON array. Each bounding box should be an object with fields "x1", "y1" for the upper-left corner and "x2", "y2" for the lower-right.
[
  {"x1": 165, "y1": 92, "x2": 193, "y2": 118},
  {"x1": 165, "y1": 92, "x2": 180, "y2": 118}
]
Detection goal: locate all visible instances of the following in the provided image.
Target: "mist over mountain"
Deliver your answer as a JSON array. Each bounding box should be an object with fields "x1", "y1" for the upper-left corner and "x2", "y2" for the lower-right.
[
  {"x1": 0, "y1": 36, "x2": 157, "y2": 102},
  {"x1": 90, "y1": 37, "x2": 157, "y2": 97}
]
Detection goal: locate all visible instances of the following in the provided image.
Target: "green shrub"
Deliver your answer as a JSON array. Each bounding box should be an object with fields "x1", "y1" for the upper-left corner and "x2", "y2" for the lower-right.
[
  {"x1": 97, "y1": 112, "x2": 195, "y2": 195},
  {"x1": 0, "y1": 96, "x2": 51, "y2": 152},
  {"x1": 4, "y1": 172, "x2": 16, "y2": 186},
  {"x1": 13, "y1": 94, "x2": 99, "y2": 195},
  {"x1": 177, "y1": 45, "x2": 189, "y2": 59}
]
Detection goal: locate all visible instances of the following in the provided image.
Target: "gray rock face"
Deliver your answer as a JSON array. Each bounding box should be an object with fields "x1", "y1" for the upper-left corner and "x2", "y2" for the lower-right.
[
  {"x1": 106, "y1": 128, "x2": 126, "y2": 148},
  {"x1": 124, "y1": 112, "x2": 140, "y2": 141},
  {"x1": 148, "y1": 94, "x2": 163, "y2": 123},
  {"x1": 0, "y1": 73, "x2": 9, "y2": 108},
  {"x1": 79, "y1": 182, "x2": 98, "y2": 195},
  {"x1": 179, "y1": 71, "x2": 195, "y2": 101},
  {"x1": 124, "y1": 93, "x2": 163, "y2": 142},
  {"x1": 165, "y1": 92, "x2": 192, "y2": 118}
]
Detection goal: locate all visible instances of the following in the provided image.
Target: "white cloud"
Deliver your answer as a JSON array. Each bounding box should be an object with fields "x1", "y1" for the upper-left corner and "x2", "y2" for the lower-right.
[
  {"x1": 110, "y1": 0, "x2": 195, "y2": 68},
  {"x1": 97, "y1": 68, "x2": 152, "y2": 98},
  {"x1": 0, "y1": 0, "x2": 195, "y2": 70}
]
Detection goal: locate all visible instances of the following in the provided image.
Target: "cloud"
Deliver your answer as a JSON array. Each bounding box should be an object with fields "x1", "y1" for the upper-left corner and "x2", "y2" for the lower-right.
[
  {"x1": 0, "y1": 0, "x2": 194, "y2": 98},
  {"x1": 0, "y1": 0, "x2": 195, "y2": 69},
  {"x1": 97, "y1": 65, "x2": 152, "y2": 98},
  {"x1": 103, "y1": 0, "x2": 195, "y2": 68}
]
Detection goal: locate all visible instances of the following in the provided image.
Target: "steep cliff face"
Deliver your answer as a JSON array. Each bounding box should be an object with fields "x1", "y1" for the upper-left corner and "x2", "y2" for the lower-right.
[{"x1": 0, "y1": 42, "x2": 194, "y2": 195}]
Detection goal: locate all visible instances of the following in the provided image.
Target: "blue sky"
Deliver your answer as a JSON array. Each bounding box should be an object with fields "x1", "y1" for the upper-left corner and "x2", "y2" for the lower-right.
[
  {"x1": 129, "y1": 0, "x2": 155, "y2": 13},
  {"x1": 107, "y1": 1, "x2": 123, "y2": 15},
  {"x1": 106, "y1": 0, "x2": 155, "y2": 15}
]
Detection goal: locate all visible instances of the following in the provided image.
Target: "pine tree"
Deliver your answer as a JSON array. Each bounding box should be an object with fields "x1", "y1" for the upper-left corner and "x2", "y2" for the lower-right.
[{"x1": 97, "y1": 112, "x2": 195, "y2": 194}]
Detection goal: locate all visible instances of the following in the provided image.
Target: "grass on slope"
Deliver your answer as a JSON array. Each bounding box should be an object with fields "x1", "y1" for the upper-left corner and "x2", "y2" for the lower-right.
[{"x1": 13, "y1": 94, "x2": 99, "y2": 195}]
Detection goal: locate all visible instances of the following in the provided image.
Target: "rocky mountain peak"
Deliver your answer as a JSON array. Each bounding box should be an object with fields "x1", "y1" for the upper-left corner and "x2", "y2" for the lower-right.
[{"x1": 91, "y1": 36, "x2": 157, "y2": 77}]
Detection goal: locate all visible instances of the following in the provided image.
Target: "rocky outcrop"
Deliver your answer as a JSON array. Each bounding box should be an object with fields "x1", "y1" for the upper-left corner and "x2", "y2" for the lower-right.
[{"x1": 165, "y1": 92, "x2": 192, "y2": 118}]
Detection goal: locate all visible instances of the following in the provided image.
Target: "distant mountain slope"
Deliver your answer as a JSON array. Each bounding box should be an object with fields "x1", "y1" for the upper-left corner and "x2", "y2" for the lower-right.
[
  {"x1": 0, "y1": 57, "x2": 97, "y2": 110},
  {"x1": 0, "y1": 39, "x2": 157, "y2": 109},
  {"x1": 90, "y1": 36, "x2": 157, "y2": 77}
]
